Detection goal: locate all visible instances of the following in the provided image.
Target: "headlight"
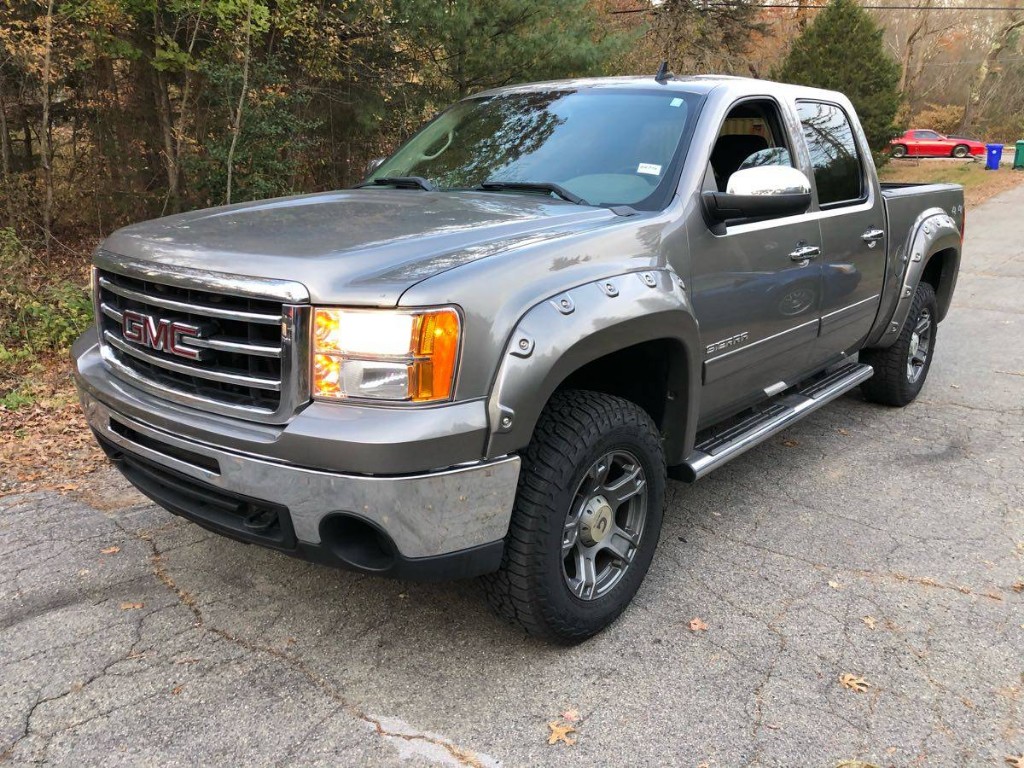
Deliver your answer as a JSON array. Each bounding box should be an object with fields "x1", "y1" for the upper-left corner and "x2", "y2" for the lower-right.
[{"x1": 312, "y1": 307, "x2": 461, "y2": 403}]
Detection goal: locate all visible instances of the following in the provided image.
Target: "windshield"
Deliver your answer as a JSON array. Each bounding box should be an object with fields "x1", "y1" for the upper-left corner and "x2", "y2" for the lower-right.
[{"x1": 367, "y1": 88, "x2": 702, "y2": 209}]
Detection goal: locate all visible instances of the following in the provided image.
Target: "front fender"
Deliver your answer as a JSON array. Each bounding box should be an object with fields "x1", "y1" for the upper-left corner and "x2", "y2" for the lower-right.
[
  {"x1": 485, "y1": 270, "x2": 701, "y2": 465},
  {"x1": 868, "y1": 208, "x2": 961, "y2": 348}
]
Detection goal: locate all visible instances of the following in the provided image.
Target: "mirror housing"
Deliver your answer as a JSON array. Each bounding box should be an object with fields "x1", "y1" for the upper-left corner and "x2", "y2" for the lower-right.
[{"x1": 703, "y1": 165, "x2": 812, "y2": 224}]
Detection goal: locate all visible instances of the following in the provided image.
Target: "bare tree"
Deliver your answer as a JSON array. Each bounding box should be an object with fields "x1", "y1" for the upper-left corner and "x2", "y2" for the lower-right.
[
  {"x1": 226, "y1": 0, "x2": 254, "y2": 205},
  {"x1": 0, "y1": 71, "x2": 15, "y2": 227},
  {"x1": 963, "y1": 7, "x2": 1024, "y2": 130},
  {"x1": 39, "y1": 0, "x2": 55, "y2": 255}
]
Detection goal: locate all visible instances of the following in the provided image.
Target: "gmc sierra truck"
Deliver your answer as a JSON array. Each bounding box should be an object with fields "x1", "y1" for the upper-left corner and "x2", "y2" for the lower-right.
[{"x1": 73, "y1": 75, "x2": 964, "y2": 643}]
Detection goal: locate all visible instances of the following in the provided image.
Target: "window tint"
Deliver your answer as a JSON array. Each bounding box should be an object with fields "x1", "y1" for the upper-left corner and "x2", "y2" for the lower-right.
[
  {"x1": 797, "y1": 102, "x2": 864, "y2": 206},
  {"x1": 914, "y1": 130, "x2": 940, "y2": 139}
]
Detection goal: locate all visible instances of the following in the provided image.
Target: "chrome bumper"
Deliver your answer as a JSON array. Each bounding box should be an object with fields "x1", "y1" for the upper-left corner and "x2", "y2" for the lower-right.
[{"x1": 79, "y1": 391, "x2": 520, "y2": 562}]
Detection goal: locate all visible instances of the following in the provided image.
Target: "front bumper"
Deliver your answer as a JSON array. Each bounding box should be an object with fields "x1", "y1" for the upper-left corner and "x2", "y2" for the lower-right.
[{"x1": 74, "y1": 334, "x2": 520, "y2": 580}]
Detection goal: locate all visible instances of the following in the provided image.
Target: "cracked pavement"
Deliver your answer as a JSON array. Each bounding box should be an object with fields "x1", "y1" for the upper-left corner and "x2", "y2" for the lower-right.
[{"x1": 2, "y1": 185, "x2": 1023, "y2": 767}]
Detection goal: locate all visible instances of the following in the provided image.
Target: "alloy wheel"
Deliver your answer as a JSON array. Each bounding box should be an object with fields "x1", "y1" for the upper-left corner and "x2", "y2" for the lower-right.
[
  {"x1": 907, "y1": 307, "x2": 933, "y2": 383},
  {"x1": 561, "y1": 450, "x2": 648, "y2": 601}
]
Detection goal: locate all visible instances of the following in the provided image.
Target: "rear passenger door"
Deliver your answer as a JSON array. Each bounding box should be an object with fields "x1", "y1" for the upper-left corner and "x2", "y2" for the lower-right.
[{"x1": 797, "y1": 101, "x2": 886, "y2": 365}]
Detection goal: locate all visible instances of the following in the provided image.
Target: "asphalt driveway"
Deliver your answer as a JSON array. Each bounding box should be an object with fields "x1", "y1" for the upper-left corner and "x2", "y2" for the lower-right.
[{"x1": 2, "y1": 185, "x2": 1023, "y2": 767}]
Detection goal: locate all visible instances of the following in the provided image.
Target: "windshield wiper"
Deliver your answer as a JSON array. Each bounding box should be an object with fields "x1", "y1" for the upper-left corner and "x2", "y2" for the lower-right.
[
  {"x1": 477, "y1": 180, "x2": 588, "y2": 206},
  {"x1": 358, "y1": 176, "x2": 435, "y2": 191}
]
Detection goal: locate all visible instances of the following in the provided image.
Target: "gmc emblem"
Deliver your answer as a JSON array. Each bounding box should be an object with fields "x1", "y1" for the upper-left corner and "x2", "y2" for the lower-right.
[{"x1": 122, "y1": 309, "x2": 205, "y2": 361}]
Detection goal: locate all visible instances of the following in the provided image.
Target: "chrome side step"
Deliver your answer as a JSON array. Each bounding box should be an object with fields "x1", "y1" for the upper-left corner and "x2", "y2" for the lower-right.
[{"x1": 677, "y1": 362, "x2": 874, "y2": 482}]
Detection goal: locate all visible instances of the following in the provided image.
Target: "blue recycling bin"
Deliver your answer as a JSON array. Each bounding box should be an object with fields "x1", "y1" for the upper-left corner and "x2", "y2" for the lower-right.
[{"x1": 985, "y1": 144, "x2": 1003, "y2": 170}]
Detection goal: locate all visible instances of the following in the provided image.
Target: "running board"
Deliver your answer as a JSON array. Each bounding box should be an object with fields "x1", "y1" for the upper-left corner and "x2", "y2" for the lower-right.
[{"x1": 677, "y1": 362, "x2": 874, "y2": 482}]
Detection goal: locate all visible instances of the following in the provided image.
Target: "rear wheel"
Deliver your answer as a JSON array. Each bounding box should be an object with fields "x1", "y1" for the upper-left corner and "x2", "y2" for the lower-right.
[
  {"x1": 891, "y1": 144, "x2": 908, "y2": 158},
  {"x1": 860, "y1": 282, "x2": 937, "y2": 407},
  {"x1": 952, "y1": 144, "x2": 970, "y2": 158},
  {"x1": 481, "y1": 390, "x2": 665, "y2": 644}
]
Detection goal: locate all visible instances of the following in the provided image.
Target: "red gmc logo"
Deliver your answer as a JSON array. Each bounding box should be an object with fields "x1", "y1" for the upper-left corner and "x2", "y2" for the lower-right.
[{"x1": 122, "y1": 309, "x2": 204, "y2": 361}]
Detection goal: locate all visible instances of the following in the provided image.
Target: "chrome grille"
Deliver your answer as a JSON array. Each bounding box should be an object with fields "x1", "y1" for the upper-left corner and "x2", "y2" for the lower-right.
[{"x1": 94, "y1": 253, "x2": 310, "y2": 423}]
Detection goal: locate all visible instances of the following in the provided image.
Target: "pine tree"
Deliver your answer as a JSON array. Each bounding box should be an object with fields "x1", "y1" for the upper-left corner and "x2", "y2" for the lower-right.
[{"x1": 775, "y1": 0, "x2": 902, "y2": 150}]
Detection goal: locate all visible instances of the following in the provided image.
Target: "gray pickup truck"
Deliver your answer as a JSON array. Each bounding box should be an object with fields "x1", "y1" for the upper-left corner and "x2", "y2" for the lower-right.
[{"x1": 73, "y1": 74, "x2": 964, "y2": 642}]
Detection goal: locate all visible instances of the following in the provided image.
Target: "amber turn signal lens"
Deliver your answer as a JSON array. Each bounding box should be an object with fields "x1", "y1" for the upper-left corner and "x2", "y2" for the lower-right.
[{"x1": 410, "y1": 309, "x2": 460, "y2": 401}]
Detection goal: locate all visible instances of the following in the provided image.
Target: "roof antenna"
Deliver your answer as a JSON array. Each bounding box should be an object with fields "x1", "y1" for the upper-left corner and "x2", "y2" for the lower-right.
[{"x1": 654, "y1": 60, "x2": 673, "y2": 83}]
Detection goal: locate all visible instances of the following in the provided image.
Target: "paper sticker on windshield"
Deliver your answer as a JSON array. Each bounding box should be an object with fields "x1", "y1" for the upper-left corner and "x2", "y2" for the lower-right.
[
  {"x1": 670, "y1": 97, "x2": 684, "y2": 107},
  {"x1": 637, "y1": 163, "x2": 662, "y2": 176}
]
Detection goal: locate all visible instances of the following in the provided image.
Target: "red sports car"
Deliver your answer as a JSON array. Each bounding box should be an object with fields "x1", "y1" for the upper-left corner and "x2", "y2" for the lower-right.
[{"x1": 890, "y1": 129, "x2": 986, "y2": 159}]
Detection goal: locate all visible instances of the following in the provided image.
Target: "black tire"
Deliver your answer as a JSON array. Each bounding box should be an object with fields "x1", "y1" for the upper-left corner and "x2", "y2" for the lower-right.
[
  {"x1": 481, "y1": 390, "x2": 666, "y2": 644},
  {"x1": 860, "y1": 282, "x2": 938, "y2": 407},
  {"x1": 952, "y1": 144, "x2": 970, "y2": 158},
  {"x1": 891, "y1": 144, "x2": 908, "y2": 158}
]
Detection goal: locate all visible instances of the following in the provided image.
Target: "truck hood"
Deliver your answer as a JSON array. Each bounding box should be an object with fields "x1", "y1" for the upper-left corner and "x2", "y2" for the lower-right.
[{"x1": 102, "y1": 189, "x2": 619, "y2": 305}]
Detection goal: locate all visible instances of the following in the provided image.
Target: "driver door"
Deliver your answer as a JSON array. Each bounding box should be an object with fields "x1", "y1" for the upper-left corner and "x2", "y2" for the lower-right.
[{"x1": 688, "y1": 98, "x2": 823, "y2": 425}]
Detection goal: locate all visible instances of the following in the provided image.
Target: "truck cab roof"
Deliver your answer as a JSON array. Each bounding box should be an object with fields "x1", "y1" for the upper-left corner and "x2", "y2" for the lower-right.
[{"x1": 471, "y1": 74, "x2": 849, "y2": 105}]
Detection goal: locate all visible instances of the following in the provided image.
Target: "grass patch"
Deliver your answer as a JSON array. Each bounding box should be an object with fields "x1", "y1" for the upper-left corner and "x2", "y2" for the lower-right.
[{"x1": 879, "y1": 158, "x2": 1024, "y2": 207}]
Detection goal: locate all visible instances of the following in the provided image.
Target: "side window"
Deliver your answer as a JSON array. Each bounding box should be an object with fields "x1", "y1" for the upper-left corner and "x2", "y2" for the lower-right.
[
  {"x1": 796, "y1": 101, "x2": 864, "y2": 207},
  {"x1": 708, "y1": 99, "x2": 796, "y2": 193},
  {"x1": 914, "y1": 130, "x2": 938, "y2": 139}
]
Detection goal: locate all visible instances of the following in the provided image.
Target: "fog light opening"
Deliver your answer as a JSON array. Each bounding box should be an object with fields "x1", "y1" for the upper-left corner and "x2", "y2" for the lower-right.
[{"x1": 320, "y1": 515, "x2": 397, "y2": 572}]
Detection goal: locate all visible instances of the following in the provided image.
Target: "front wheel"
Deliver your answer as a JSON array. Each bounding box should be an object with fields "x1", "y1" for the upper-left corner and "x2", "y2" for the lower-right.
[
  {"x1": 891, "y1": 144, "x2": 908, "y2": 158},
  {"x1": 952, "y1": 144, "x2": 970, "y2": 158},
  {"x1": 481, "y1": 390, "x2": 665, "y2": 644},
  {"x1": 860, "y1": 282, "x2": 938, "y2": 407}
]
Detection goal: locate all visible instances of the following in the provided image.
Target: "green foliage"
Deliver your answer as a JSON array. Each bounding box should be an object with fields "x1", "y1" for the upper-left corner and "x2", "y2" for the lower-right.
[
  {"x1": 1, "y1": 386, "x2": 36, "y2": 411},
  {"x1": 0, "y1": 229, "x2": 93, "y2": 363},
  {"x1": 186, "y1": 57, "x2": 318, "y2": 205},
  {"x1": 393, "y1": 0, "x2": 626, "y2": 101},
  {"x1": 774, "y1": 0, "x2": 902, "y2": 151}
]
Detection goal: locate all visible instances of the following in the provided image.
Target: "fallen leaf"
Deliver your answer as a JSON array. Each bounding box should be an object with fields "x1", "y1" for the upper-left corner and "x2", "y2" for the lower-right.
[
  {"x1": 100, "y1": 546, "x2": 120, "y2": 555},
  {"x1": 839, "y1": 673, "x2": 870, "y2": 693},
  {"x1": 781, "y1": 439, "x2": 799, "y2": 447},
  {"x1": 689, "y1": 617, "x2": 709, "y2": 632},
  {"x1": 837, "y1": 428, "x2": 850, "y2": 436},
  {"x1": 1005, "y1": 756, "x2": 1023, "y2": 768},
  {"x1": 171, "y1": 684, "x2": 184, "y2": 695},
  {"x1": 561, "y1": 708, "x2": 580, "y2": 722},
  {"x1": 862, "y1": 616, "x2": 877, "y2": 630},
  {"x1": 949, "y1": 383, "x2": 960, "y2": 389},
  {"x1": 836, "y1": 761, "x2": 881, "y2": 768},
  {"x1": 1011, "y1": 582, "x2": 1024, "y2": 593},
  {"x1": 828, "y1": 580, "x2": 843, "y2": 590},
  {"x1": 55, "y1": 483, "x2": 79, "y2": 492},
  {"x1": 547, "y1": 720, "x2": 576, "y2": 746},
  {"x1": 120, "y1": 602, "x2": 144, "y2": 610}
]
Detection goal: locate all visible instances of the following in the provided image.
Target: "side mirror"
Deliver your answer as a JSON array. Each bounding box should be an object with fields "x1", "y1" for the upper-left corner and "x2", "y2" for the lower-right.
[
  {"x1": 702, "y1": 166, "x2": 812, "y2": 224},
  {"x1": 365, "y1": 157, "x2": 385, "y2": 176}
]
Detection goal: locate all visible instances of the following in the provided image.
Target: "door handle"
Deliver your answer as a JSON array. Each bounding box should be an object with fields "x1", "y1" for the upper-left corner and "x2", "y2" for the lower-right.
[
  {"x1": 862, "y1": 228, "x2": 885, "y2": 248},
  {"x1": 789, "y1": 245, "x2": 821, "y2": 262}
]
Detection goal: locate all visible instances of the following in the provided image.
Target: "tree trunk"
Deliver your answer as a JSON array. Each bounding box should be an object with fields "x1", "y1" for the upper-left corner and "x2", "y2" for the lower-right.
[
  {"x1": 39, "y1": 0, "x2": 56, "y2": 256},
  {"x1": 225, "y1": 1, "x2": 254, "y2": 205},
  {"x1": 162, "y1": 0, "x2": 206, "y2": 216},
  {"x1": 150, "y1": 7, "x2": 181, "y2": 213},
  {"x1": 0, "y1": 75, "x2": 15, "y2": 228},
  {"x1": 898, "y1": 1, "x2": 932, "y2": 94},
  {"x1": 963, "y1": 14, "x2": 1024, "y2": 131}
]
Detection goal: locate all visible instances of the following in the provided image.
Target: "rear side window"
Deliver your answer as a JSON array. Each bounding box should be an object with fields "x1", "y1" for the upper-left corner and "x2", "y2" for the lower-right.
[{"x1": 796, "y1": 101, "x2": 864, "y2": 207}]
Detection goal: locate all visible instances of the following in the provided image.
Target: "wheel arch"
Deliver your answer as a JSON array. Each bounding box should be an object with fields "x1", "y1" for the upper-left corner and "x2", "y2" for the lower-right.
[
  {"x1": 867, "y1": 208, "x2": 961, "y2": 348},
  {"x1": 485, "y1": 271, "x2": 701, "y2": 466},
  {"x1": 919, "y1": 245, "x2": 959, "y2": 322}
]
